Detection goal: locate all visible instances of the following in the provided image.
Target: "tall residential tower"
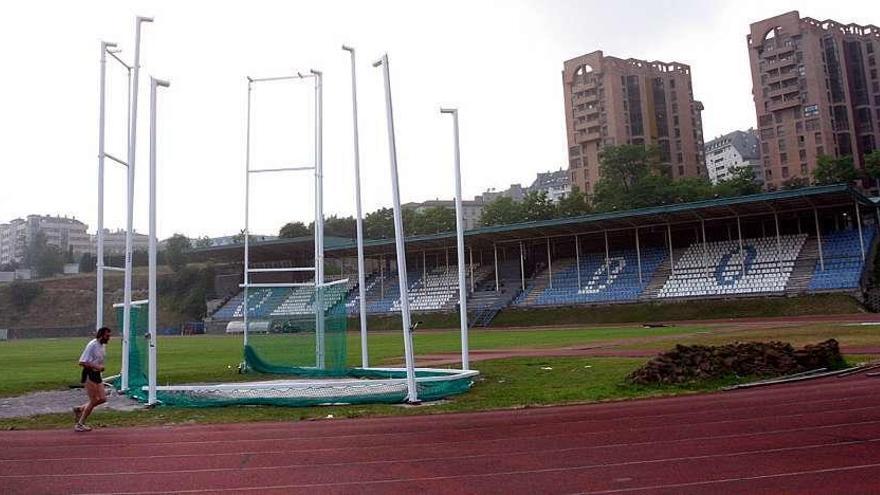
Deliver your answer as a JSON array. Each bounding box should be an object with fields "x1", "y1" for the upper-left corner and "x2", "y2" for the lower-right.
[
  {"x1": 562, "y1": 51, "x2": 706, "y2": 194},
  {"x1": 748, "y1": 11, "x2": 880, "y2": 190}
]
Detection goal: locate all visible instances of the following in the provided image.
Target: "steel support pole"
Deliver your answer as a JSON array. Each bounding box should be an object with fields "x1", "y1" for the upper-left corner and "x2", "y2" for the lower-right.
[
  {"x1": 422, "y1": 250, "x2": 427, "y2": 283},
  {"x1": 635, "y1": 228, "x2": 642, "y2": 285},
  {"x1": 96, "y1": 42, "x2": 112, "y2": 331},
  {"x1": 546, "y1": 238, "x2": 553, "y2": 288},
  {"x1": 442, "y1": 108, "x2": 469, "y2": 369},
  {"x1": 575, "y1": 234, "x2": 581, "y2": 288},
  {"x1": 312, "y1": 70, "x2": 325, "y2": 370},
  {"x1": 519, "y1": 241, "x2": 525, "y2": 291},
  {"x1": 774, "y1": 212, "x2": 782, "y2": 273},
  {"x1": 814, "y1": 208, "x2": 824, "y2": 271},
  {"x1": 856, "y1": 201, "x2": 866, "y2": 261},
  {"x1": 121, "y1": 16, "x2": 152, "y2": 392},
  {"x1": 604, "y1": 230, "x2": 610, "y2": 281},
  {"x1": 147, "y1": 77, "x2": 169, "y2": 406},
  {"x1": 493, "y1": 243, "x2": 499, "y2": 293},
  {"x1": 243, "y1": 79, "x2": 253, "y2": 348},
  {"x1": 343, "y1": 46, "x2": 369, "y2": 368},
  {"x1": 667, "y1": 224, "x2": 675, "y2": 276},
  {"x1": 737, "y1": 216, "x2": 745, "y2": 273},
  {"x1": 701, "y1": 219, "x2": 709, "y2": 278},
  {"x1": 469, "y1": 247, "x2": 475, "y2": 292},
  {"x1": 375, "y1": 54, "x2": 417, "y2": 402}
]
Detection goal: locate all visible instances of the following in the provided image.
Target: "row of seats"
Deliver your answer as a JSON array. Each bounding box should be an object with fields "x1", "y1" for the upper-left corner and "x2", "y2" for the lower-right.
[
  {"x1": 657, "y1": 234, "x2": 807, "y2": 298},
  {"x1": 809, "y1": 228, "x2": 876, "y2": 290}
]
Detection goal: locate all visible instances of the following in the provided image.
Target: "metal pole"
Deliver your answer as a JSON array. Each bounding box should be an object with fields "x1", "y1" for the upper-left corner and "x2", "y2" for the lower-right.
[
  {"x1": 445, "y1": 247, "x2": 449, "y2": 273},
  {"x1": 442, "y1": 108, "x2": 469, "y2": 370},
  {"x1": 96, "y1": 42, "x2": 114, "y2": 330},
  {"x1": 422, "y1": 250, "x2": 427, "y2": 283},
  {"x1": 493, "y1": 243, "x2": 499, "y2": 293},
  {"x1": 343, "y1": 46, "x2": 369, "y2": 368},
  {"x1": 814, "y1": 208, "x2": 824, "y2": 271},
  {"x1": 701, "y1": 219, "x2": 709, "y2": 278},
  {"x1": 469, "y1": 247, "x2": 475, "y2": 292},
  {"x1": 856, "y1": 201, "x2": 866, "y2": 261},
  {"x1": 774, "y1": 212, "x2": 782, "y2": 273},
  {"x1": 737, "y1": 215, "x2": 745, "y2": 273},
  {"x1": 374, "y1": 54, "x2": 417, "y2": 402},
  {"x1": 667, "y1": 224, "x2": 675, "y2": 276},
  {"x1": 635, "y1": 228, "x2": 642, "y2": 285},
  {"x1": 380, "y1": 255, "x2": 385, "y2": 298},
  {"x1": 604, "y1": 230, "x2": 610, "y2": 281},
  {"x1": 121, "y1": 16, "x2": 153, "y2": 392},
  {"x1": 575, "y1": 234, "x2": 581, "y2": 288},
  {"x1": 519, "y1": 241, "x2": 525, "y2": 291},
  {"x1": 243, "y1": 79, "x2": 253, "y2": 348},
  {"x1": 546, "y1": 238, "x2": 553, "y2": 288},
  {"x1": 312, "y1": 69, "x2": 325, "y2": 369},
  {"x1": 147, "y1": 77, "x2": 169, "y2": 406}
]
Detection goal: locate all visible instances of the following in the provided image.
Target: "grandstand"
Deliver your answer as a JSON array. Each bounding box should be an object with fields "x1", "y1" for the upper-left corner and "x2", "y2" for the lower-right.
[{"x1": 202, "y1": 185, "x2": 879, "y2": 325}]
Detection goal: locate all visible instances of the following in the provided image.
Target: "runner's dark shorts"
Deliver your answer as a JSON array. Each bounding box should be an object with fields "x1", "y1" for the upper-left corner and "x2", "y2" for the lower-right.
[{"x1": 81, "y1": 368, "x2": 102, "y2": 384}]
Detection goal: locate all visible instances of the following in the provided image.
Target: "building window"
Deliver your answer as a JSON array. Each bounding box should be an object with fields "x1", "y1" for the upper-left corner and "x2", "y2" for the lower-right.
[
  {"x1": 799, "y1": 149, "x2": 806, "y2": 161},
  {"x1": 782, "y1": 167, "x2": 789, "y2": 178},
  {"x1": 780, "y1": 152, "x2": 788, "y2": 164},
  {"x1": 678, "y1": 165, "x2": 684, "y2": 175},
  {"x1": 801, "y1": 163, "x2": 808, "y2": 174},
  {"x1": 766, "y1": 169, "x2": 773, "y2": 179},
  {"x1": 778, "y1": 138, "x2": 786, "y2": 151},
  {"x1": 798, "y1": 135, "x2": 805, "y2": 147}
]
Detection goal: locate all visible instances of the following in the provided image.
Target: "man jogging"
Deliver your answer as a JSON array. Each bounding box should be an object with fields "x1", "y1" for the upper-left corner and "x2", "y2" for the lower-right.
[{"x1": 74, "y1": 327, "x2": 111, "y2": 432}]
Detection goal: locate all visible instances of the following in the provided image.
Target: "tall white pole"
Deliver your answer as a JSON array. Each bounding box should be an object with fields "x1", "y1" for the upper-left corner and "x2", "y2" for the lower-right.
[
  {"x1": 312, "y1": 69, "x2": 325, "y2": 369},
  {"x1": 519, "y1": 241, "x2": 525, "y2": 291},
  {"x1": 814, "y1": 208, "x2": 824, "y2": 271},
  {"x1": 575, "y1": 234, "x2": 581, "y2": 288},
  {"x1": 635, "y1": 228, "x2": 642, "y2": 285},
  {"x1": 856, "y1": 201, "x2": 866, "y2": 261},
  {"x1": 243, "y1": 79, "x2": 253, "y2": 348},
  {"x1": 374, "y1": 54, "x2": 418, "y2": 402},
  {"x1": 147, "y1": 77, "x2": 169, "y2": 406},
  {"x1": 546, "y1": 238, "x2": 552, "y2": 288},
  {"x1": 442, "y1": 108, "x2": 469, "y2": 370},
  {"x1": 96, "y1": 41, "x2": 115, "y2": 330},
  {"x1": 737, "y1": 216, "x2": 745, "y2": 273},
  {"x1": 493, "y1": 243, "x2": 499, "y2": 293},
  {"x1": 343, "y1": 46, "x2": 369, "y2": 368},
  {"x1": 121, "y1": 16, "x2": 153, "y2": 392}
]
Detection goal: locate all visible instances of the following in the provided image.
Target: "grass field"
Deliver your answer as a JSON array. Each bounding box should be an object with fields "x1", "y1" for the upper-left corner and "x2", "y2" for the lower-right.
[{"x1": 2, "y1": 318, "x2": 877, "y2": 430}]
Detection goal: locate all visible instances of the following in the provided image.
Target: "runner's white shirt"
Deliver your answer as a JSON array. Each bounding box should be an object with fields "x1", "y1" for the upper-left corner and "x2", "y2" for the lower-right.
[{"x1": 79, "y1": 339, "x2": 106, "y2": 368}]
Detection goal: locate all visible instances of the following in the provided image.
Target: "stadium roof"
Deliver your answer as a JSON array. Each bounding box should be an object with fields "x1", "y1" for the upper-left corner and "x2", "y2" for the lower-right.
[{"x1": 193, "y1": 184, "x2": 873, "y2": 261}]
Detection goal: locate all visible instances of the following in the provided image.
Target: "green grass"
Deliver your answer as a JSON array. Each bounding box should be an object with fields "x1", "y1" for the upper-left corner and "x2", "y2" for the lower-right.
[
  {"x1": 0, "y1": 356, "x2": 751, "y2": 430},
  {"x1": 0, "y1": 325, "x2": 710, "y2": 397}
]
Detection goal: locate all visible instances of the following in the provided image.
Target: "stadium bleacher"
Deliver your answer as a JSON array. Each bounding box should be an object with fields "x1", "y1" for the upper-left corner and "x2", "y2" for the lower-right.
[
  {"x1": 657, "y1": 234, "x2": 807, "y2": 298},
  {"x1": 808, "y1": 228, "x2": 875, "y2": 291}
]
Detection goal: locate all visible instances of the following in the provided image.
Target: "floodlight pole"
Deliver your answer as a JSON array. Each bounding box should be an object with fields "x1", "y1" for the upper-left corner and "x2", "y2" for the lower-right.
[
  {"x1": 312, "y1": 69, "x2": 326, "y2": 369},
  {"x1": 121, "y1": 16, "x2": 152, "y2": 392},
  {"x1": 147, "y1": 77, "x2": 169, "y2": 406},
  {"x1": 343, "y1": 45, "x2": 370, "y2": 368},
  {"x1": 441, "y1": 107, "x2": 469, "y2": 370},
  {"x1": 374, "y1": 54, "x2": 418, "y2": 402},
  {"x1": 96, "y1": 41, "x2": 115, "y2": 331},
  {"x1": 243, "y1": 78, "x2": 253, "y2": 348}
]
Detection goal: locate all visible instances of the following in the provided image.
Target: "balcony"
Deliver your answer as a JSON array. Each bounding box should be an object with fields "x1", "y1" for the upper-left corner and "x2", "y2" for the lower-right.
[
  {"x1": 766, "y1": 70, "x2": 799, "y2": 84},
  {"x1": 768, "y1": 85, "x2": 800, "y2": 99},
  {"x1": 767, "y1": 97, "x2": 802, "y2": 112}
]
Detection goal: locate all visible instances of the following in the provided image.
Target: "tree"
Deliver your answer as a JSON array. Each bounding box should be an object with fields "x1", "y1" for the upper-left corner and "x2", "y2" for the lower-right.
[
  {"x1": 669, "y1": 177, "x2": 713, "y2": 204},
  {"x1": 278, "y1": 222, "x2": 310, "y2": 238},
  {"x1": 813, "y1": 155, "x2": 858, "y2": 185},
  {"x1": 592, "y1": 144, "x2": 673, "y2": 212},
  {"x1": 864, "y1": 150, "x2": 880, "y2": 191},
  {"x1": 323, "y1": 215, "x2": 357, "y2": 238},
  {"x1": 781, "y1": 176, "x2": 811, "y2": 190},
  {"x1": 415, "y1": 206, "x2": 456, "y2": 234},
  {"x1": 521, "y1": 191, "x2": 556, "y2": 222},
  {"x1": 79, "y1": 253, "x2": 95, "y2": 274},
  {"x1": 7, "y1": 280, "x2": 43, "y2": 311},
  {"x1": 714, "y1": 166, "x2": 762, "y2": 197},
  {"x1": 479, "y1": 197, "x2": 524, "y2": 226},
  {"x1": 231, "y1": 229, "x2": 246, "y2": 243},
  {"x1": 193, "y1": 236, "x2": 213, "y2": 249},
  {"x1": 164, "y1": 234, "x2": 192, "y2": 272},
  {"x1": 556, "y1": 187, "x2": 592, "y2": 218},
  {"x1": 364, "y1": 207, "x2": 394, "y2": 239},
  {"x1": 34, "y1": 245, "x2": 65, "y2": 278}
]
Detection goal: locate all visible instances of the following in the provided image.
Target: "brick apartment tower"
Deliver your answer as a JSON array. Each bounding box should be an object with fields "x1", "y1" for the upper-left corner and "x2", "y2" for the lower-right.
[
  {"x1": 748, "y1": 11, "x2": 880, "y2": 190},
  {"x1": 562, "y1": 51, "x2": 706, "y2": 194}
]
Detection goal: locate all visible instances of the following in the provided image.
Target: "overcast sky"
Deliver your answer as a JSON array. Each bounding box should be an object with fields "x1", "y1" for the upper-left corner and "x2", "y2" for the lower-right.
[{"x1": 1, "y1": 0, "x2": 878, "y2": 239}]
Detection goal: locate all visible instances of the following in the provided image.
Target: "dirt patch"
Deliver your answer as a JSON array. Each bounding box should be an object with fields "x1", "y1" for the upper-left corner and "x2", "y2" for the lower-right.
[{"x1": 0, "y1": 386, "x2": 142, "y2": 419}]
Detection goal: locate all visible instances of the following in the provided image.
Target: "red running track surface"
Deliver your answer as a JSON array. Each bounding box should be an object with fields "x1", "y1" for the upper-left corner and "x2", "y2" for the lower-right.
[{"x1": 1, "y1": 374, "x2": 879, "y2": 494}]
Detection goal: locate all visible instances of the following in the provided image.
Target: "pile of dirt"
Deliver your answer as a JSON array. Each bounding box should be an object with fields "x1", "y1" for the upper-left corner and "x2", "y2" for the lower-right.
[{"x1": 628, "y1": 339, "x2": 844, "y2": 385}]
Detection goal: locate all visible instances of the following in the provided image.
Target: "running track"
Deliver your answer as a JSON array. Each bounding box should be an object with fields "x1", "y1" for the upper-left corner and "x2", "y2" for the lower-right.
[{"x1": 1, "y1": 375, "x2": 878, "y2": 494}]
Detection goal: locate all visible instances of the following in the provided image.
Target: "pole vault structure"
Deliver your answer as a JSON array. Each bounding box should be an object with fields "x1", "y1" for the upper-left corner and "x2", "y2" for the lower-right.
[
  {"x1": 441, "y1": 108, "x2": 470, "y2": 370},
  {"x1": 342, "y1": 45, "x2": 370, "y2": 368},
  {"x1": 96, "y1": 16, "x2": 152, "y2": 392},
  {"x1": 147, "y1": 76, "x2": 170, "y2": 405},
  {"x1": 374, "y1": 53, "x2": 419, "y2": 403},
  {"x1": 241, "y1": 70, "x2": 327, "y2": 369}
]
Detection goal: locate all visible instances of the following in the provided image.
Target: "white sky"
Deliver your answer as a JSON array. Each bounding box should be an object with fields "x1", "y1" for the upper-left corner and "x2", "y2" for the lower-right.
[{"x1": 1, "y1": 0, "x2": 878, "y2": 239}]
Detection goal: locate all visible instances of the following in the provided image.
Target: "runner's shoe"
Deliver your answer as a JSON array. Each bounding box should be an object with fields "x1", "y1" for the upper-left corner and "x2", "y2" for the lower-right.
[{"x1": 74, "y1": 423, "x2": 92, "y2": 433}]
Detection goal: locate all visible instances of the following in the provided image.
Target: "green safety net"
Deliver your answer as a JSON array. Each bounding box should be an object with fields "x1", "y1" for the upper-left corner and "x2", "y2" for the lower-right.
[{"x1": 116, "y1": 284, "x2": 476, "y2": 407}]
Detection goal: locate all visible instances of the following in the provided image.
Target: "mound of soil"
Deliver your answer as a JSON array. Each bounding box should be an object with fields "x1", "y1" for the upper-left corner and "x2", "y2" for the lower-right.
[{"x1": 628, "y1": 339, "x2": 844, "y2": 385}]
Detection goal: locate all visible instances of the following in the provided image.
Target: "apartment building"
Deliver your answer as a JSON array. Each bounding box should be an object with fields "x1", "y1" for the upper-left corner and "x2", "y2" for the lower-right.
[
  {"x1": 562, "y1": 50, "x2": 707, "y2": 194},
  {"x1": 0, "y1": 215, "x2": 91, "y2": 265},
  {"x1": 704, "y1": 129, "x2": 763, "y2": 184},
  {"x1": 748, "y1": 11, "x2": 880, "y2": 189}
]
